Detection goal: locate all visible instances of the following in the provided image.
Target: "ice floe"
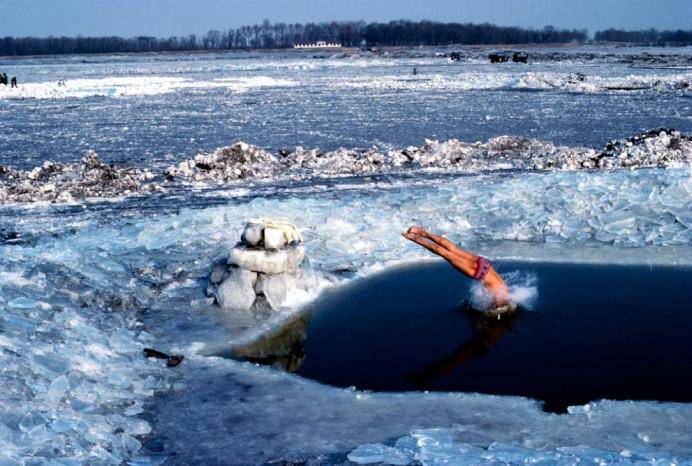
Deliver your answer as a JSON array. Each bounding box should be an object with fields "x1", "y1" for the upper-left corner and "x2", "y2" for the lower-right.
[
  {"x1": 328, "y1": 70, "x2": 691, "y2": 94},
  {"x1": 145, "y1": 353, "x2": 692, "y2": 464},
  {"x1": 0, "y1": 75, "x2": 297, "y2": 100},
  {"x1": 1, "y1": 160, "x2": 690, "y2": 463}
]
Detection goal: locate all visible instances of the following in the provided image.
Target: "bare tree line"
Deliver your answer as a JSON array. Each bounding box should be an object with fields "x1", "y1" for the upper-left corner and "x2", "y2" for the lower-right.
[
  {"x1": 0, "y1": 20, "x2": 690, "y2": 56},
  {"x1": 594, "y1": 28, "x2": 692, "y2": 45}
]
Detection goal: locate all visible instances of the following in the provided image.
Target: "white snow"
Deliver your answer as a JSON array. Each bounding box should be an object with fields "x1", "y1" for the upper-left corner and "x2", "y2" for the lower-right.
[
  {"x1": 327, "y1": 71, "x2": 691, "y2": 94},
  {"x1": 0, "y1": 75, "x2": 297, "y2": 100}
]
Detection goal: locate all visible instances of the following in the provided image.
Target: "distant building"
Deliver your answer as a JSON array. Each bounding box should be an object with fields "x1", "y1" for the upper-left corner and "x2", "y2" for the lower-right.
[{"x1": 293, "y1": 40, "x2": 342, "y2": 49}]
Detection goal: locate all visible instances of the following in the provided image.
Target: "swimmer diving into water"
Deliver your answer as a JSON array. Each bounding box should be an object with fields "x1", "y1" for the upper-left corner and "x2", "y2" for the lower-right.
[{"x1": 403, "y1": 226, "x2": 511, "y2": 310}]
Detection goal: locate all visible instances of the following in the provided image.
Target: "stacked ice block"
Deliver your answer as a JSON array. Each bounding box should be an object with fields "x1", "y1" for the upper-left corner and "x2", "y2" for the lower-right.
[{"x1": 210, "y1": 219, "x2": 306, "y2": 310}]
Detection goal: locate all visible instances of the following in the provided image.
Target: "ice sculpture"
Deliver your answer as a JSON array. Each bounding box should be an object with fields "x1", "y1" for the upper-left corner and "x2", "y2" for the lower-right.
[{"x1": 210, "y1": 219, "x2": 306, "y2": 311}]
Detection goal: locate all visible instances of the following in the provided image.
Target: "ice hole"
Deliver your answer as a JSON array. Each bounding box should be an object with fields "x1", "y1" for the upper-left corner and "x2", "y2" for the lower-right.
[{"x1": 222, "y1": 261, "x2": 692, "y2": 413}]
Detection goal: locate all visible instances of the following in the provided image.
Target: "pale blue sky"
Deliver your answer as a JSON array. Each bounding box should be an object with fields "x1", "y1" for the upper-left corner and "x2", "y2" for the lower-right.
[{"x1": 1, "y1": 0, "x2": 690, "y2": 37}]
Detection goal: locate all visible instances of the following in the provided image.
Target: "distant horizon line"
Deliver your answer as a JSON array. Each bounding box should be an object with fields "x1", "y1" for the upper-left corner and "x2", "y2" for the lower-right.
[
  {"x1": 4, "y1": 18, "x2": 692, "y2": 41},
  {"x1": 2, "y1": 20, "x2": 690, "y2": 57}
]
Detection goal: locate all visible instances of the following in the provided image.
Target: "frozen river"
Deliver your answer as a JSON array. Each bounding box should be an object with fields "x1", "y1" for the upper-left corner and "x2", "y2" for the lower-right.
[{"x1": 0, "y1": 46, "x2": 691, "y2": 465}]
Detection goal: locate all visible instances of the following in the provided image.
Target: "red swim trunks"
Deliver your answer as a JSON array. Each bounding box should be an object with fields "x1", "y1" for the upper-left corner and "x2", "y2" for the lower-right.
[{"x1": 472, "y1": 256, "x2": 492, "y2": 281}]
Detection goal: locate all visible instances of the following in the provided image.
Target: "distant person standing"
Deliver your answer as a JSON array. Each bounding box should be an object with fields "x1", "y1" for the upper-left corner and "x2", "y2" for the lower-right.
[
  {"x1": 10, "y1": 77, "x2": 17, "y2": 88},
  {"x1": 412, "y1": 67, "x2": 418, "y2": 75},
  {"x1": 0, "y1": 73, "x2": 7, "y2": 85}
]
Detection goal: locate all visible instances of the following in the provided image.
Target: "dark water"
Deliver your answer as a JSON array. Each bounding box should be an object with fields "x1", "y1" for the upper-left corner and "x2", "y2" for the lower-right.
[{"x1": 241, "y1": 261, "x2": 692, "y2": 413}]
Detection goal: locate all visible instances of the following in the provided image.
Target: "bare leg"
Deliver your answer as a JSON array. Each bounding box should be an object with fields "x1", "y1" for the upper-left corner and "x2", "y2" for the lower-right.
[
  {"x1": 405, "y1": 227, "x2": 477, "y2": 275},
  {"x1": 402, "y1": 230, "x2": 476, "y2": 277},
  {"x1": 403, "y1": 226, "x2": 511, "y2": 307}
]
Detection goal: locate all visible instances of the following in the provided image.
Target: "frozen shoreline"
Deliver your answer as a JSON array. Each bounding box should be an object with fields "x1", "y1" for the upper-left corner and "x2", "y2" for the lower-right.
[{"x1": 2, "y1": 42, "x2": 692, "y2": 63}]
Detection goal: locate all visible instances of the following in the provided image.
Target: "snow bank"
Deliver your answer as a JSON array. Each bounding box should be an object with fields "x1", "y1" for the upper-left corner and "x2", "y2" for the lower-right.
[
  {"x1": 167, "y1": 129, "x2": 692, "y2": 185},
  {"x1": 2, "y1": 129, "x2": 689, "y2": 204},
  {"x1": 328, "y1": 71, "x2": 691, "y2": 94},
  {"x1": 0, "y1": 151, "x2": 160, "y2": 203}
]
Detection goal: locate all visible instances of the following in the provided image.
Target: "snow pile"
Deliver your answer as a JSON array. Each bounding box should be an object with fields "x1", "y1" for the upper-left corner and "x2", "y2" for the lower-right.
[
  {"x1": 0, "y1": 151, "x2": 160, "y2": 203},
  {"x1": 164, "y1": 141, "x2": 280, "y2": 183},
  {"x1": 599, "y1": 127, "x2": 692, "y2": 169},
  {"x1": 0, "y1": 76, "x2": 297, "y2": 100},
  {"x1": 209, "y1": 219, "x2": 309, "y2": 311},
  {"x1": 2, "y1": 129, "x2": 690, "y2": 204},
  {"x1": 283, "y1": 128, "x2": 692, "y2": 172},
  {"x1": 166, "y1": 129, "x2": 692, "y2": 184}
]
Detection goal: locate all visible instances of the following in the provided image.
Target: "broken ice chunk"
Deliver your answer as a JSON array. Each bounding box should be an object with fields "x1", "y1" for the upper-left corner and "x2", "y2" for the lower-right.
[
  {"x1": 19, "y1": 412, "x2": 48, "y2": 432},
  {"x1": 215, "y1": 268, "x2": 257, "y2": 310},
  {"x1": 598, "y1": 211, "x2": 636, "y2": 234},
  {"x1": 7, "y1": 297, "x2": 39, "y2": 309},
  {"x1": 228, "y1": 245, "x2": 305, "y2": 274},
  {"x1": 260, "y1": 272, "x2": 301, "y2": 309},
  {"x1": 347, "y1": 443, "x2": 413, "y2": 465},
  {"x1": 263, "y1": 227, "x2": 288, "y2": 250},
  {"x1": 241, "y1": 222, "x2": 263, "y2": 247}
]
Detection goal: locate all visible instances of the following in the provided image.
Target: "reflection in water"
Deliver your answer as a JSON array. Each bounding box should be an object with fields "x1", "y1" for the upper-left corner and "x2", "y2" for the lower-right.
[
  {"x1": 214, "y1": 301, "x2": 516, "y2": 381},
  {"x1": 212, "y1": 313, "x2": 310, "y2": 372},
  {"x1": 209, "y1": 261, "x2": 692, "y2": 413},
  {"x1": 405, "y1": 307, "x2": 517, "y2": 388}
]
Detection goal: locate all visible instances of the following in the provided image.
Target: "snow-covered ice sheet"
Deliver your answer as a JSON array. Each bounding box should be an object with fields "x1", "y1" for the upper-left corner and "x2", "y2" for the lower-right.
[
  {"x1": 329, "y1": 70, "x2": 692, "y2": 94},
  {"x1": 146, "y1": 353, "x2": 692, "y2": 465},
  {"x1": 3, "y1": 49, "x2": 690, "y2": 170},
  {"x1": 1, "y1": 164, "x2": 690, "y2": 464},
  {"x1": 0, "y1": 75, "x2": 296, "y2": 100},
  {"x1": 1, "y1": 47, "x2": 691, "y2": 465}
]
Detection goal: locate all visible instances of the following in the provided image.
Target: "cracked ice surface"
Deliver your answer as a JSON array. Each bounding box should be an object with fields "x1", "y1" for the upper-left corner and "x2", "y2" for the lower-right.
[
  {"x1": 0, "y1": 263, "x2": 168, "y2": 464},
  {"x1": 148, "y1": 168, "x2": 692, "y2": 272},
  {"x1": 0, "y1": 166, "x2": 690, "y2": 464},
  {"x1": 148, "y1": 354, "x2": 692, "y2": 465}
]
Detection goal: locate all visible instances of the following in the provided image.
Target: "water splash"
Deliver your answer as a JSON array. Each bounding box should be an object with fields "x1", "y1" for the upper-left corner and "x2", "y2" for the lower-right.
[{"x1": 468, "y1": 270, "x2": 538, "y2": 311}]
